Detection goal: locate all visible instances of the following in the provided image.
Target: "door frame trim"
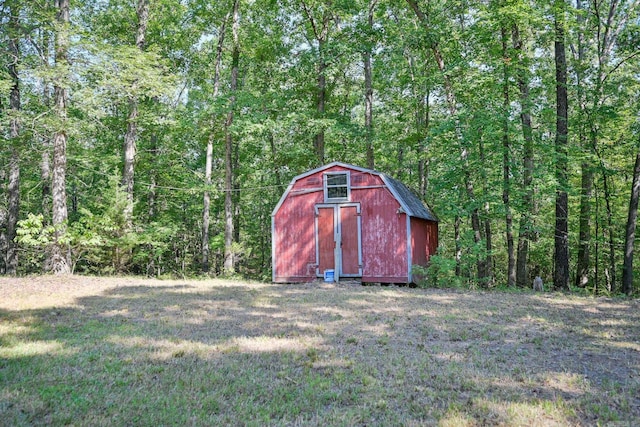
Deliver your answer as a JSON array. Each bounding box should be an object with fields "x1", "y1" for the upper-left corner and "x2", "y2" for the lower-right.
[{"x1": 314, "y1": 203, "x2": 362, "y2": 280}]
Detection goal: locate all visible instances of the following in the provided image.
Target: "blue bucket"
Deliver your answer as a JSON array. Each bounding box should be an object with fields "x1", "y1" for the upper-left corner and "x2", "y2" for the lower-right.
[{"x1": 324, "y1": 269, "x2": 335, "y2": 282}]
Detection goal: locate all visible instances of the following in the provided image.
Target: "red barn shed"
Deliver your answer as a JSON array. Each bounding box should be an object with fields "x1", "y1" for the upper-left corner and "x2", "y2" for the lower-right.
[{"x1": 272, "y1": 162, "x2": 438, "y2": 284}]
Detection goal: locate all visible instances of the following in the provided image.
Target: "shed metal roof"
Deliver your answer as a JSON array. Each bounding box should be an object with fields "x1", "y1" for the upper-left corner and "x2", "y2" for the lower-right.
[
  {"x1": 273, "y1": 162, "x2": 438, "y2": 222},
  {"x1": 381, "y1": 174, "x2": 438, "y2": 222}
]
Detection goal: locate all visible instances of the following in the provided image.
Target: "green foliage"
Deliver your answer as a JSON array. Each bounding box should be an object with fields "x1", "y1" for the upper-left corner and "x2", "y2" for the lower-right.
[
  {"x1": 2, "y1": 0, "x2": 640, "y2": 295},
  {"x1": 15, "y1": 214, "x2": 55, "y2": 273}
]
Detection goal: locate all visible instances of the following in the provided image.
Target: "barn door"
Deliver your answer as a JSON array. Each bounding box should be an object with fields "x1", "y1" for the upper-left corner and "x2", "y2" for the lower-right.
[
  {"x1": 315, "y1": 204, "x2": 362, "y2": 280},
  {"x1": 316, "y1": 206, "x2": 336, "y2": 275}
]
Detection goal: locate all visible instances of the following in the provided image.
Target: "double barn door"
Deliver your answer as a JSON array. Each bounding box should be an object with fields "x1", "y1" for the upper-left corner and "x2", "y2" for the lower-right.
[{"x1": 315, "y1": 204, "x2": 362, "y2": 281}]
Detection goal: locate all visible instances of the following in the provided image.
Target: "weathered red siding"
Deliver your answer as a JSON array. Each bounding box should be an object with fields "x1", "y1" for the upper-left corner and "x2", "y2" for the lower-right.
[
  {"x1": 410, "y1": 218, "x2": 438, "y2": 283},
  {"x1": 340, "y1": 205, "x2": 360, "y2": 275},
  {"x1": 273, "y1": 183, "x2": 323, "y2": 282},
  {"x1": 357, "y1": 178, "x2": 408, "y2": 282}
]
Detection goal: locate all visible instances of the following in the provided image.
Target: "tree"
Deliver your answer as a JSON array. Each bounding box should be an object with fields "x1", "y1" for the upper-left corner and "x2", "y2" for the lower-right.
[
  {"x1": 553, "y1": 0, "x2": 570, "y2": 291},
  {"x1": 48, "y1": 0, "x2": 71, "y2": 274},
  {"x1": 622, "y1": 142, "x2": 640, "y2": 295},
  {"x1": 202, "y1": 10, "x2": 230, "y2": 274},
  {"x1": 2, "y1": 0, "x2": 22, "y2": 275},
  {"x1": 301, "y1": 0, "x2": 329, "y2": 165},
  {"x1": 500, "y1": 21, "x2": 515, "y2": 287},
  {"x1": 363, "y1": 0, "x2": 376, "y2": 170},
  {"x1": 223, "y1": 0, "x2": 240, "y2": 275},
  {"x1": 122, "y1": 0, "x2": 150, "y2": 229},
  {"x1": 512, "y1": 20, "x2": 537, "y2": 288}
]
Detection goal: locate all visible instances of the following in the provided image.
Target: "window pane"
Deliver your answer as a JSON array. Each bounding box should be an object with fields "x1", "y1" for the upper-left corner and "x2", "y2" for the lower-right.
[
  {"x1": 328, "y1": 186, "x2": 347, "y2": 199},
  {"x1": 327, "y1": 174, "x2": 347, "y2": 186}
]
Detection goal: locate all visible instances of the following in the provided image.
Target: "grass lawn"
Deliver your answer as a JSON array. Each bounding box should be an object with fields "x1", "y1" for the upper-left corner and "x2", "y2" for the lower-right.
[{"x1": 1, "y1": 276, "x2": 639, "y2": 426}]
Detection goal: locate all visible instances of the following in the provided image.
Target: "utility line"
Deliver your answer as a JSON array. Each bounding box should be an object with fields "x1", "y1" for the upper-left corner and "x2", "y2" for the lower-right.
[{"x1": 71, "y1": 161, "x2": 289, "y2": 193}]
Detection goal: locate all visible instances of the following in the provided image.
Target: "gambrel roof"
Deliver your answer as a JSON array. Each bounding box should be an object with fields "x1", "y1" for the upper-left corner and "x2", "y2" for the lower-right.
[{"x1": 274, "y1": 161, "x2": 438, "y2": 222}]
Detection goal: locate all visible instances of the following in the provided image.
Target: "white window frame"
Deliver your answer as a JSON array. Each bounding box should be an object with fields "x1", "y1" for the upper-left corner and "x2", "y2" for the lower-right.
[{"x1": 323, "y1": 172, "x2": 350, "y2": 202}]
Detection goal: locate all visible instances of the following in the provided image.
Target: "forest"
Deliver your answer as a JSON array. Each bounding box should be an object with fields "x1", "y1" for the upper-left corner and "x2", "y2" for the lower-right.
[{"x1": 1, "y1": 0, "x2": 639, "y2": 295}]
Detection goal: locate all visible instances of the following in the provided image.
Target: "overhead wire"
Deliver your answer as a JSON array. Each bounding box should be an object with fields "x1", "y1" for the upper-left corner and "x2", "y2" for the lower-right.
[{"x1": 70, "y1": 160, "x2": 289, "y2": 193}]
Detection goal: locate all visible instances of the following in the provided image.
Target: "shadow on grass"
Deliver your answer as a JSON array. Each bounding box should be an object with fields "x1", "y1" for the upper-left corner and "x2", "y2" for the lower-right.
[{"x1": 1, "y1": 280, "x2": 639, "y2": 426}]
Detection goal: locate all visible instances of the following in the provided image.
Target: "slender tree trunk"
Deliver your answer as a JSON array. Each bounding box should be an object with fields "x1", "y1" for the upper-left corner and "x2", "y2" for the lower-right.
[
  {"x1": 418, "y1": 89, "x2": 430, "y2": 198},
  {"x1": 202, "y1": 135, "x2": 214, "y2": 273},
  {"x1": 0, "y1": 165, "x2": 5, "y2": 274},
  {"x1": 553, "y1": 0, "x2": 570, "y2": 291},
  {"x1": 122, "y1": 99, "x2": 137, "y2": 228},
  {"x1": 595, "y1": 189, "x2": 600, "y2": 290},
  {"x1": 314, "y1": 44, "x2": 327, "y2": 165},
  {"x1": 478, "y1": 133, "x2": 493, "y2": 287},
  {"x1": 396, "y1": 139, "x2": 405, "y2": 180},
  {"x1": 300, "y1": 1, "x2": 331, "y2": 166},
  {"x1": 202, "y1": 12, "x2": 229, "y2": 274},
  {"x1": 5, "y1": 1, "x2": 21, "y2": 275},
  {"x1": 41, "y1": 30, "x2": 52, "y2": 223},
  {"x1": 602, "y1": 169, "x2": 616, "y2": 292},
  {"x1": 147, "y1": 133, "x2": 157, "y2": 219},
  {"x1": 269, "y1": 132, "x2": 282, "y2": 188},
  {"x1": 455, "y1": 214, "x2": 462, "y2": 277},
  {"x1": 122, "y1": 0, "x2": 149, "y2": 229},
  {"x1": 501, "y1": 25, "x2": 515, "y2": 287},
  {"x1": 622, "y1": 146, "x2": 640, "y2": 295},
  {"x1": 41, "y1": 129, "x2": 52, "y2": 224},
  {"x1": 512, "y1": 23, "x2": 536, "y2": 287},
  {"x1": 48, "y1": 0, "x2": 71, "y2": 274},
  {"x1": 233, "y1": 129, "x2": 241, "y2": 246},
  {"x1": 223, "y1": 0, "x2": 240, "y2": 275},
  {"x1": 6, "y1": 150, "x2": 20, "y2": 276},
  {"x1": 576, "y1": 163, "x2": 593, "y2": 288},
  {"x1": 574, "y1": 0, "x2": 592, "y2": 289},
  {"x1": 406, "y1": 52, "x2": 430, "y2": 198},
  {"x1": 363, "y1": 0, "x2": 376, "y2": 169}
]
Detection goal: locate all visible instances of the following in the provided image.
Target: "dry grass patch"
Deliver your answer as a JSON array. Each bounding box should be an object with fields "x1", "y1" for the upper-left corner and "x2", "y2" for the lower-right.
[{"x1": 1, "y1": 276, "x2": 639, "y2": 426}]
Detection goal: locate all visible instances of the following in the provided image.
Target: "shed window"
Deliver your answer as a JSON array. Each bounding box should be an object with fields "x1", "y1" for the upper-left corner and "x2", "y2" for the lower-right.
[{"x1": 324, "y1": 172, "x2": 350, "y2": 202}]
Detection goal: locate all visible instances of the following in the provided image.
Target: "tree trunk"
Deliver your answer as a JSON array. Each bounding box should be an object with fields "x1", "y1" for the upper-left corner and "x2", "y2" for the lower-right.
[
  {"x1": 406, "y1": 51, "x2": 430, "y2": 198},
  {"x1": 622, "y1": 146, "x2": 640, "y2": 295},
  {"x1": 48, "y1": 0, "x2": 71, "y2": 274},
  {"x1": 202, "y1": 12, "x2": 229, "y2": 274},
  {"x1": 576, "y1": 163, "x2": 593, "y2": 287},
  {"x1": 6, "y1": 153, "x2": 19, "y2": 276},
  {"x1": 512, "y1": 23, "x2": 536, "y2": 288},
  {"x1": 418, "y1": 90, "x2": 430, "y2": 199},
  {"x1": 223, "y1": 0, "x2": 240, "y2": 275},
  {"x1": 41, "y1": 135, "x2": 52, "y2": 223},
  {"x1": 300, "y1": 1, "x2": 331, "y2": 166},
  {"x1": 501, "y1": 25, "x2": 515, "y2": 287},
  {"x1": 147, "y1": 133, "x2": 157, "y2": 219},
  {"x1": 0, "y1": 165, "x2": 5, "y2": 274},
  {"x1": 5, "y1": 1, "x2": 21, "y2": 275},
  {"x1": 41, "y1": 29, "x2": 52, "y2": 224},
  {"x1": 122, "y1": 0, "x2": 150, "y2": 229},
  {"x1": 363, "y1": 0, "x2": 375, "y2": 170},
  {"x1": 574, "y1": 0, "x2": 592, "y2": 289},
  {"x1": 455, "y1": 214, "x2": 462, "y2": 277},
  {"x1": 601, "y1": 168, "x2": 616, "y2": 292},
  {"x1": 314, "y1": 44, "x2": 327, "y2": 165},
  {"x1": 122, "y1": 99, "x2": 137, "y2": 228},
  {"x1": 478, "y1": 132, "x2": 493, "y2": 287},
  {"x1": 202, "y1": 134, "x2": 214, "y2": 273},
  {"x1": 553, "y1": 0, "x2": 570, "y2": 291}
]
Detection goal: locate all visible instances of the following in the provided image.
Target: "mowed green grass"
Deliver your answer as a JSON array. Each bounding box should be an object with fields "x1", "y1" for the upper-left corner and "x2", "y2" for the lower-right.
[{"x1": 1, "y1": 276, "x2": 639, "y2": 426}]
